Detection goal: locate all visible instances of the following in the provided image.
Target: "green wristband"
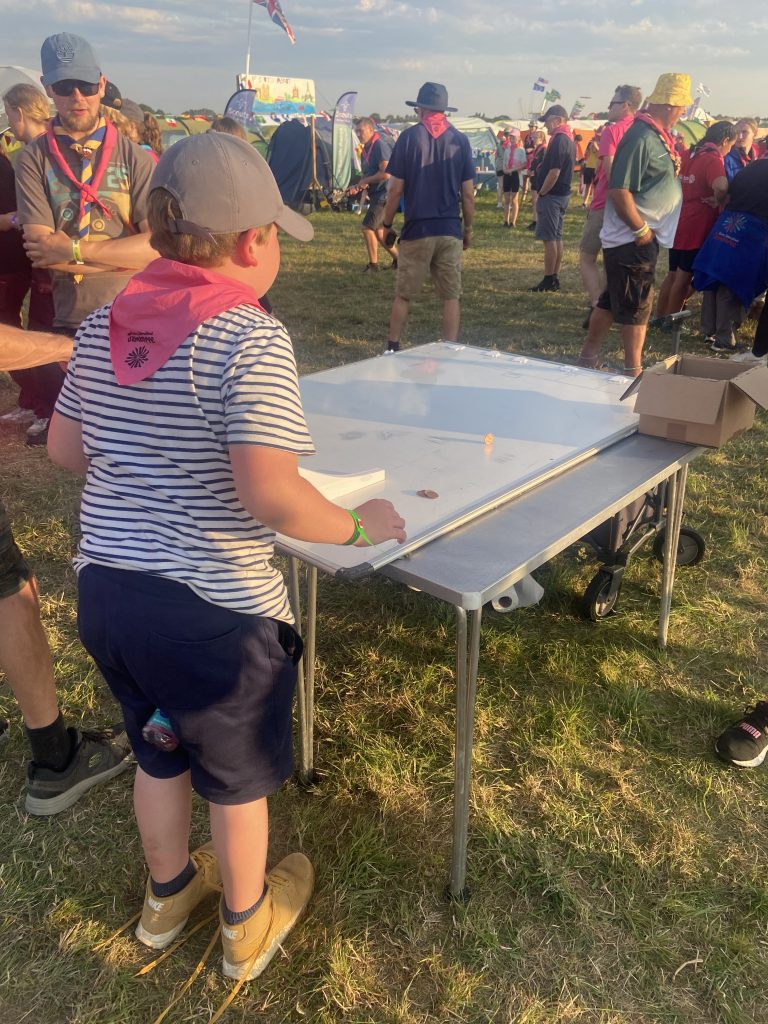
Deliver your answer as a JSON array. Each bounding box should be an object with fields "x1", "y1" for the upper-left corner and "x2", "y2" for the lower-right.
[{"x1": 343, "y1": 509, "x2": 375, "y2": 547}]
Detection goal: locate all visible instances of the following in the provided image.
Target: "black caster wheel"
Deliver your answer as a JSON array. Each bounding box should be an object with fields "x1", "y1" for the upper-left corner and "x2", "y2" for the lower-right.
[
  {"x1": 653, "y1": 526, "x2": 706, "y2": 566},
  {"x1": 582, "y1": 569, "x2": 620, "y2": 621}
]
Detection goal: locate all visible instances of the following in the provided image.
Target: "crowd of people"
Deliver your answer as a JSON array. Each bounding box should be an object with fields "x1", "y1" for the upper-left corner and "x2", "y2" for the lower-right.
[{"x1": 2, "y1": 36, "x2": 768, "y2": 1004}]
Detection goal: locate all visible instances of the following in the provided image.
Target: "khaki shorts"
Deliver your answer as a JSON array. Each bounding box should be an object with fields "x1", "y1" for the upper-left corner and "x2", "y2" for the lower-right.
[
  {"x1": 395, "y1": 236, "x2": 463, "y2": 301},
  {"x1": 580, "y1": 207, "x2": 604, "y2": 256}
]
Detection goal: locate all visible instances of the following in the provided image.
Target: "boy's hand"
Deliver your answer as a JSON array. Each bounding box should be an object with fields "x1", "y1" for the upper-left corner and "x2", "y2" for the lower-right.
[{"x1": 352, "y1": 499, "x2": 407, "y2": 546}]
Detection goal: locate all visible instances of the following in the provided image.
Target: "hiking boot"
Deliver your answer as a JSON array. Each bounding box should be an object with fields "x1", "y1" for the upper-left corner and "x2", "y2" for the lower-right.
[
  {"x1": 715, "y1": 702, "x2": 768, "y2": 768},
  {"x1": 135, "y1": 842, "x2": 222, "y2": 950},
  {"x1": 220, "y1": 852, "x2": 314, "y2": 980},
  {"x1": 25, "y1": 726, "x2": 132, "y2": 815}
]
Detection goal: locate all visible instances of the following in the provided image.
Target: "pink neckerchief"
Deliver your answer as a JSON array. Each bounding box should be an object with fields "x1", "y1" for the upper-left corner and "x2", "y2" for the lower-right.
[
  {"x1": 45, "y1": 119, "x2": 117, "y2": 223},
  {"x1": 109, "y1": 258, "x2": 265, "y2": 385},
  {"x1": 361, "y1": 132, "x2": 381, "y2": 163},
  {"x1": 420, "y1": 112, "x2": 450, "y2": 139},
  {"x1": 549, "y1": 123, "x2": 574, "y2": 140},
  {"x1": 634, "y1": 111, "x2": 681, "y2": 174}
]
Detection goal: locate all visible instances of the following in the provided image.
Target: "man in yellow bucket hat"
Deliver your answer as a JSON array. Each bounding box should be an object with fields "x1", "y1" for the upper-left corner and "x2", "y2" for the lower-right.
[{"x1": 578, "y1": 73, "x2": 693, "y2": 375}]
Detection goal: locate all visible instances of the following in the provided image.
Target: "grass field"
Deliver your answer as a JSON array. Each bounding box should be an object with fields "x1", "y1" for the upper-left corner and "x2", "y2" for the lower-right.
[{"x1": 1, "y1": 191, "x2": 768, "y2": 1024}]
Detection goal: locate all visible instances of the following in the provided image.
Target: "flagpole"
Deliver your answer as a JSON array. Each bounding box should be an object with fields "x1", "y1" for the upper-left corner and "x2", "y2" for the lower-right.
[{"x1": 245, "y1": 0, "x2": 254, "y2": 81}]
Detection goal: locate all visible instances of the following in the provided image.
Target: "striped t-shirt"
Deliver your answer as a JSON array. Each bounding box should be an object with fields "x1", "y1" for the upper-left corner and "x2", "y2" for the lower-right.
[{"x1": 55, "y1": 303, "x2": 315, "y2": 621}]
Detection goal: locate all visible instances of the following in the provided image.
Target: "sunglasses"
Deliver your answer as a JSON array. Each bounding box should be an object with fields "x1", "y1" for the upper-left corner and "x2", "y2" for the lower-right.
[{"x1": 51, "y1": 79, "x2": 100, "y2": 98}]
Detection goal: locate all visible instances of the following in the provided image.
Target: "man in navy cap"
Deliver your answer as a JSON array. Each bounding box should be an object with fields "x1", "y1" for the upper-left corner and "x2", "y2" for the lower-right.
[{"x1": 380, "y1": 82, "x2": 475, "y2": 352}]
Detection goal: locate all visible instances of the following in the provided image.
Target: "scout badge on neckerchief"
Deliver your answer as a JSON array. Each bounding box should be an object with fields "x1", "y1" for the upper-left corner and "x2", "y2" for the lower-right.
[
  {"x1": 634, "y1": 112, "x2": 681, "y2": 175},
  {"x1": 46, "y1": 117, "x2": 117, "y2": 282},
  {"x1": 109, "y1": 258, "x2": 265, "y2": 385}
]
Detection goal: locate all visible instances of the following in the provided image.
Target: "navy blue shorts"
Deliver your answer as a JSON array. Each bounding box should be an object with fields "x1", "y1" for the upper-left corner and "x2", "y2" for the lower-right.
[{"x1": 77, "y1": 565, "x2": 302, "y2": 804}]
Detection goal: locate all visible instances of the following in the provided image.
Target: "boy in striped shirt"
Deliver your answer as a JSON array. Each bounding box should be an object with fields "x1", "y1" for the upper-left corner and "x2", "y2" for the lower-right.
[{"x1": 47, "y1": 133, "x2": 406, "y2": 980}]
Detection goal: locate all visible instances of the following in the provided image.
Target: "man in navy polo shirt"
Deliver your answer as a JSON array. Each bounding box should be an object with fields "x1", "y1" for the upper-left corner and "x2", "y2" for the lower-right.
[
  {"x1": 349, "y1": 117, "x2": 397, "y2": 272},
  {"x1": 529, "y1": 104, "x2": 576, "y2": 293},
  {"x1": 380, "y1": 82, "x2": 475, "y2": 352}
]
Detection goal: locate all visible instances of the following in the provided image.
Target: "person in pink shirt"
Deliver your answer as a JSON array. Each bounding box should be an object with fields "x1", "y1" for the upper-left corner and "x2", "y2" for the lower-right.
[{"x1": 579, "y1": 85, "x2": 642, "y2": 323}]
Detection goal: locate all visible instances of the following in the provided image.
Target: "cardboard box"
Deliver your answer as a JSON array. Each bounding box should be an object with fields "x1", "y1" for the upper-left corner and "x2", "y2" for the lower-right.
[{"x1": 622, "y1": 355, "x2": 768, "y2": 447}]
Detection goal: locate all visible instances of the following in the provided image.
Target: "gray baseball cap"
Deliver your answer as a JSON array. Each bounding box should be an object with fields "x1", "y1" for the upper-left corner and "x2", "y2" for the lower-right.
[
  {"x1": 41, "y1": 33, "x2": 101, "y2": 86},
  {"x1": 151, "y1": 132, "x2": 313, "y2": 243}
]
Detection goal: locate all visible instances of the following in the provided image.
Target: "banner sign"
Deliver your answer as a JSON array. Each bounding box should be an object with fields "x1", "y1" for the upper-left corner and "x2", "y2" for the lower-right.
[
  {"x1": 331, "y1": 91, "x2": 357, "y2": 190},
  {"x1": 235, "y1": 74, "x2": 316, "y2": 115}
]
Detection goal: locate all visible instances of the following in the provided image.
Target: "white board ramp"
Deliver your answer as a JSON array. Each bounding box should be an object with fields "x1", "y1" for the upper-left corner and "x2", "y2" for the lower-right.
[
  {"x1": 279, "y1": 343, "x2": 638, "y2": 576},
  {"x1": 297, "y1": 466, "x2": 385, "y2": 500}
]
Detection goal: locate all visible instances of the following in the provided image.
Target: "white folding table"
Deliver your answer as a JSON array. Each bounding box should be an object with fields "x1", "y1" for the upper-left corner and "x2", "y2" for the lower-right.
[{"x1": 278, "y1": 348, "x2": 705, "y2": 897}]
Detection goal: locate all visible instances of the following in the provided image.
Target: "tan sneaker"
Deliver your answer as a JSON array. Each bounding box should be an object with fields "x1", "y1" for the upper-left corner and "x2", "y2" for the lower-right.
[
  {"x1": 220, "y1": 852, "x2": 314, "y2": 980},
  {"x1": 135, "y1": 842, "x2": 221, "y2": 950}
]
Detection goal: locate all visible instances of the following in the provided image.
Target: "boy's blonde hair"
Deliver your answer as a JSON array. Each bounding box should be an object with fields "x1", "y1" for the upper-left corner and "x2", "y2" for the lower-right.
[
  {"x1": 148, "y1": 188, "x2": 271, "y2": 268},
  {"x1": 2, "y1": 83, "x2": 50, "y2": 128}
]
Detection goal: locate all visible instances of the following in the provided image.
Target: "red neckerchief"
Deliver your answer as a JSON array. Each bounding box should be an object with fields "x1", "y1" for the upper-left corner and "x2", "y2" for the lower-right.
[
  {"x1": 549, "y1": 123, "x2": 574, "y2": 140},
  {"x1": 420, "y1": 112, "x2": 450, "y2": 139},
  {"x1": 45, "y1": 118, "x2": 117, "y2": 223},
  {"x1": 361, "y1": 132, "x2": 381, "y2": 164},
  {"x1": 109, "y1": 258, "x2": 265, "y2": 385},
  {"x1": 733, "y1": 145, "x2": 757, "y2": 169},
  {"x1": 634, "y1": 112, "x2": 681, "y2": 174}
]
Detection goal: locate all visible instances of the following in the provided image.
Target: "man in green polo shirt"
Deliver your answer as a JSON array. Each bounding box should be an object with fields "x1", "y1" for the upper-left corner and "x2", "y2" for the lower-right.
[{"x1": 578, "y1": 73, "x2": 692, "y2": 376}]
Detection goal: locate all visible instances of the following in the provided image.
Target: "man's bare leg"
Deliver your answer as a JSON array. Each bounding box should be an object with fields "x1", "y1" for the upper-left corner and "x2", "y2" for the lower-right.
[
  {"x1": 362, "y1": 227, "x2": 378, "y2": 265},
  {"x1": 441, "y1": 299, "x2": 460, "y2": 342},
  {"x1": 374, "y1": 227, "x2": 397, "y2": 263},
  {"x1": 621, "y1": 324, "x2": 647, "y2": 376},
  {"x1": 543, "y1": 240, "x2": 558, "y2": 276},
  {"x1": 580, "y1": 250, "x2": 603, "y2": 307},
  {"x1": 578, "y1": 307, "x2": 614, "y2": 366},
  {"x1": 388, "y1": 296, "x2": 410, "y2": 350},
  {"x1": 0, "y1": 579, "x2": 59, "y2": 729},
  {"x1": 553, "y1": 240, "x2": 564, "y2": 276}
]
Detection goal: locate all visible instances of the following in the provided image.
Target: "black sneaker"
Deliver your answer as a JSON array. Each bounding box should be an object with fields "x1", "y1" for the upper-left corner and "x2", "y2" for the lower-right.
[
  {"x1": 529, "y1": 277, "x2": 559, "y2": 293},
  {"x1": 526, "y1": 222, "x2": 536, "y2": 231},
  {"x1": 710, "y1": 337, "x2": 736, "y2": 353},
  {"x1": 363, "y1": 262, "x2": 380, "y2": 273},
  {"x1": 715, "y1": 702, "x2": 768, "y2": 768},
  {"x1": 25, "y1": 726, "x2": 133, "y2": 815}
]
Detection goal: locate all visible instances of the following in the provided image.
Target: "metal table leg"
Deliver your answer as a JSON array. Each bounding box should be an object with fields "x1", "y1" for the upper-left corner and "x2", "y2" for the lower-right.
[
  {"x1": 658, "y1": 464, "x2": 688, "y2": 649},
  {"x1": 448, "y1": 604, "x2": 483, "y2": 900},
  {"x1": 288, "y1": 558, "x2": 318, "y2": 784}
]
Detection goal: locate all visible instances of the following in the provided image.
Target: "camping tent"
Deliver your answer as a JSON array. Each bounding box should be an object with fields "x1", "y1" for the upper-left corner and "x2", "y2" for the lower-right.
[
  {"x1": 266, "y1": 118, "x2": 333, "y2": 209},
  {"x1": 0, "y1": 66, "x2": 49, "y2": 133}
]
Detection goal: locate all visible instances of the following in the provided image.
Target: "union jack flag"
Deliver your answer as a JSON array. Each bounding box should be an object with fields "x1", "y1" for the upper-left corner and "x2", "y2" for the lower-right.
[{"x1": 253, "y1": 0, "x2": 296, "y2": 44}]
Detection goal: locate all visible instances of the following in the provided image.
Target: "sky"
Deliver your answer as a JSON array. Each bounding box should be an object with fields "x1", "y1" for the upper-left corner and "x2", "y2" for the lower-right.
[{"x1": 2, "y1": 0, "x2": 766, "y2": 119}]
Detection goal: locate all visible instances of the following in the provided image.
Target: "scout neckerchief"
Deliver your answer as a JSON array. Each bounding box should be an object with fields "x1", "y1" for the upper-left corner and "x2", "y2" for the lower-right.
[
  {"x1": 548, "y1": 123, "x2": 574, "y2": 140},
  {"x1": 109, "y1": 258, "x2": 265, "y2": 385},
  {"x1": 420, "y1": 112, "x2": 450, "y2": 139},
  {"x1": 634, "y1": 111, "x2": 681, "y2": 174},
  {"x1": 46, "y1": 117, "x2": 117, "y2": 282},
  {"x1": 731, "y1": 144, "x2": 756, "y2": 171},
  {"x1": 361, "y1": 131, "x2": 381, "y2": 168}
]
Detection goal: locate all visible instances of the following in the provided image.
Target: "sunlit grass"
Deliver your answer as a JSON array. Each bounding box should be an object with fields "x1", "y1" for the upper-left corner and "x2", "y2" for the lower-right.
[{"x1": 1, "y1": 191, "x2": 767, "y2": 1023}]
